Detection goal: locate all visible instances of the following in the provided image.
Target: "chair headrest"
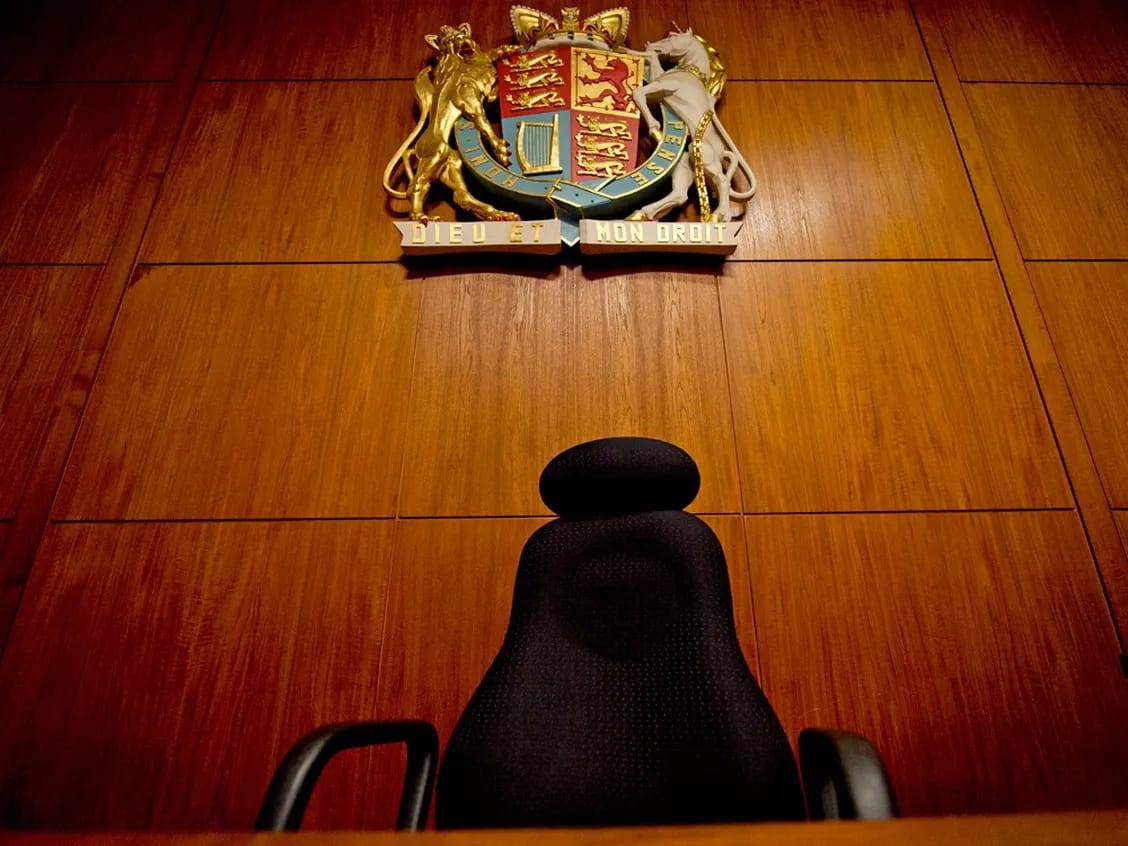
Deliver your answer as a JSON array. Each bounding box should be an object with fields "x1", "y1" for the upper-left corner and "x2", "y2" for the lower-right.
[{"x1": 539, "y1": 437, "x2": 701, "y2": 518}]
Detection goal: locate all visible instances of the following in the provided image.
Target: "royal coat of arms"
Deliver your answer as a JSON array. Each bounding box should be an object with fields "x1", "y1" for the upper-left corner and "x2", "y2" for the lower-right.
[{"x1": 383, "y1": 5, "x2": 757, "y2": 256}]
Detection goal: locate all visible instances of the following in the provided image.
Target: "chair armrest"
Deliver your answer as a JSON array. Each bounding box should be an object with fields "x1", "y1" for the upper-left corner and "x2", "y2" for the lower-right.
[
  {"x1": 255, "y1": 720, "x2": 439, "y2": 832},
  {"x1": 798, "y1": 728, "x2": 899, "y2": 820}
]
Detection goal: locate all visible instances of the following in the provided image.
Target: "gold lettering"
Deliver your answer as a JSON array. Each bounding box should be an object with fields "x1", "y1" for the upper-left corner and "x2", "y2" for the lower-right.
[
  {"x1": 656, "y1": 223, "x2": 670, "y2": 242},
  {"x1": 596, "y1": 222, "x2": 611, "y2": 242},
  {"x1": 669, "y1": 120, "x2": 685, "y2": 130},
  {"x1": 466, "y1": 154, "x2": 488, "y2": 167},
  {"x1": 688, "y1": 222, "x2": 702, "y2": 243},
  {"x1": 613, "y1": 222, "x2": 627, "y2": 243},
  {"x1": 449, "y1": 223, "x2": 463, "y2": 244},
  {"x1": 509, "y1": 222, "x2": 524, "y2": 242},
  {"x1": 631, "y1": 171, "x2": 649, "y2": 186},
  {"x1": 411, "y1": 223, "x2": 426, "y2": 244},
  {"x1": 629, "y1": 222, "x2": 644, "y2": 242},
  {"x1": 646, "y1": 162, "x2": 664, "y2": 175},
  {"x1": 657, "y1": 148, "x2": 676, "y2": 161},
  {"x1": 472, "y1": 222, "x2": 486, "y2": 244},
  {"x1": 501, "y1": 174, "x2": 519, "y2": 188},
  {"x1": 672, "y1": 223, "x2": 687, "y2": 243},
  {"x1": 531, "y1": 221, "x2": 545, "y2": 242},
  {"x1": 485, "y1": 165, "x2": 502, "y2": 178}
]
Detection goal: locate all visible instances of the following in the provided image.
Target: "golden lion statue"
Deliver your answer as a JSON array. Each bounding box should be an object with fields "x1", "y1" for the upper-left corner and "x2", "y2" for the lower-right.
[{"x1": 383, "y1": 23, "x2": 520, "y2": 222}]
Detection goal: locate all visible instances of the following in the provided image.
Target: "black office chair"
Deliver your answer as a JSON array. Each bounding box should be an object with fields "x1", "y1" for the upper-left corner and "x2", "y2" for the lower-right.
[{"x1": 257, "y1": 437, "x2": 898, "y2": 831}]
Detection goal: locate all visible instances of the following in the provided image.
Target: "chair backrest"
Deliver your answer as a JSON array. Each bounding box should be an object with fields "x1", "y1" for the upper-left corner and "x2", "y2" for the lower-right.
[{"x1": 434, "y1": 438, "x2": 805, "y2": 828}]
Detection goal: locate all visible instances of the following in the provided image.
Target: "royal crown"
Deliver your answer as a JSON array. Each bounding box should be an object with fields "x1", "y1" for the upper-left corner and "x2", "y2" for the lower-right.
[{"x1": 510, "y1": 5, "x2": 630, "y2": 49}]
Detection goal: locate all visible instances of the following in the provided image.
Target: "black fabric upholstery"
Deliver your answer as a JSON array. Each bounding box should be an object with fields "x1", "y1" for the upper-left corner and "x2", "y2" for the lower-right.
[
  {"x1": 539, "y1": 437, "x2": 700, "y2": 517},
  {"x1": 435, "y1": 502, "x2": 805, "y2": 828}
]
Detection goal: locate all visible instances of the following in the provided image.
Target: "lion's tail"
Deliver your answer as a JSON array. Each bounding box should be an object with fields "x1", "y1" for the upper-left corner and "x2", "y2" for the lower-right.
[{"x1": 382, "y1": 66, "x2": 434, "y2": 199}]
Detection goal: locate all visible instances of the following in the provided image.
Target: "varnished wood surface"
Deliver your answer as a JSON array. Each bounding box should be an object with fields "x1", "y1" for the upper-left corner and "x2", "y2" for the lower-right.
[
  {"x1": 966, "y1": 84, "x2": 1128, "y2": 259},
  {"x1": 1117, "y1": 512, "x2": 1128, "y2": 551},
  {"x1": 1029, "y1": 263, "x2": 1128, "y2": 508},
  {"x1": 0, "y1": 0, "x2": 226, "y2": 585},
  {"x1": 0, "y1": 83, "x2": 164, "y2": 263},
  {"x1": 55, "y1": 265, "x2": 422, "y2": 520},
  {"x1": 724, "y1": 83, "x2": 990, "y2": 259},
  {"x1": 0, "y1": 267, "x2": 101, "y2": 518},
  {"x1": 704, "y1": 517, "x2": 760, "y2": 676},
  {"x1": 0, "y1": 524, "x2": 14, "y2": 649},
  {"x1": 399, "y1": 270, "x2": 740, "y2": 516},
  {"x1": 913, "y1": 2, "x2": 1128, "y2": 642},
  {"x1": 720, "y1": 262, "x2": 1067, "y2": 511},
  {"x1": 3, "y1": 0, "x2": 1128, "y2": 832},
  {"x1": 205, "y1": 0, "x2": 686, "y2": 80},
  {"x1": 746, "y1": 511, "x2": 1128, "y2": 815},
  {"x1": 689, "y1": 0, "x2": 931, "y2": 80},
  {"x1": 0, "y1": 0, "x2": 204, "y2": 81},
  {"x1": 0, "y1": 521, "x2": 395, "y2": 829},
  {"x1": 2, "y1": 813, "x2": 1128, "y2": 844},
  {"x1": 925, "y1": 0, "x2": 1128, "y2": 83},
  {"x1": 142, "y1": 82, "x2": 417, "y2": 262}
]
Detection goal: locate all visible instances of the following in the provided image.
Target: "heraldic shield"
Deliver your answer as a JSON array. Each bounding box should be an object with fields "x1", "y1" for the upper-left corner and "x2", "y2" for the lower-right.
[{"x1": 451, "y1": 19, "x2": 688, "y2": 245}]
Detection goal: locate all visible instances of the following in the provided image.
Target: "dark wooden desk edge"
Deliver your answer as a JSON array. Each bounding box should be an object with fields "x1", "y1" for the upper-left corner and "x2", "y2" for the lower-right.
[{"x1": 1, "y1": 812, "x2": 1127, "y2": 845}]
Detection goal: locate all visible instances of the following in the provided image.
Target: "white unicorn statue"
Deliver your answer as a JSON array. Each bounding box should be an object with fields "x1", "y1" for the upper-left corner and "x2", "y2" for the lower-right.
[{"x1": 628, "y1": 29, "x2": 757, "y2": 222}]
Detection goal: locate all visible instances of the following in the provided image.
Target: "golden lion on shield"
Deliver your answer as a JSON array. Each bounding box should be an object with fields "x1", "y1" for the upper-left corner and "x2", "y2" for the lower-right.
[{"x1": 382, "y1": 23, "x2": 520, "y2": 223}]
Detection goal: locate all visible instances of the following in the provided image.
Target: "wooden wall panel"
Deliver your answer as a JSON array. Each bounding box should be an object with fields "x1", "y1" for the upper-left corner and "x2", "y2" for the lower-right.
[
  {"x1": 0, "y1": 84, "x2": 164, "y2": 263},
  {"x1": 723, "y1": 83, "x2": 990, "y2": 260},
  {"x1": 925, "y1": 0, "x2": 1128, "y2": 83},
  {"x1": 967, "y1": 84, "x2": 1128, "y2": 259},
  {"x1": 0, "y1": 267, "x2": 102, "y2": 519},
  {"x1": 0, "y1": 520, "x2": 395, "y2": 829},
  {"x1": 55, "y1": 265, "x2": 421, "y2": 520},
  {"x1": 205, "y1": 0, "x2": 686, "y2": 80},
  {"x1": 745, "y1": 511, "x2": 1128, "y2": 815},
  {"x1": 399, "y1": 270, "x2": 740, "y2": 516},
  {"x1": 1029, "y1": 263, "x2": 1128, "y2": 507},
  {"x1": 720, "y1": 262, "x2": 1068, "y2": 512},
  {"x1": 141, "y1": 82, "x2": 423, "y2": 262},
  {"x1": 689, "y1": 0, "x2": 930, "y2": 80},
  {"x1": 0, "y1": 0, "x2": 204, "y2": 81},
  {"x1": 1117, "y1": 512, "x2": 1128, "y2": 552},
  {"x1": 0, "y1": 524, "x2": 14, "y2": 649},
  {"x1": 702, "y1": 516, "x2": 759, "y2": 676}
]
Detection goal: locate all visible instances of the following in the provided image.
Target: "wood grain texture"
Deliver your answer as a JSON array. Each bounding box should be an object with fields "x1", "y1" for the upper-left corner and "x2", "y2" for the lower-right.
[
  {"x1": 367, "y1": 515, "x2": 759, "y2": 828},
  {"x1": 1029, "y1": 263, "x2": 1128, "y2": 507},
  {"x1": 54, "y1": 264, "x2": 421, "y2": 520},
  {"x1": 688, "y1": 0, "x2": 930, "y2": 80},
  {"x1": 0, "y1": 0, "x2": 225, "y2": 584},
  {"x1": 1117, "y1": 512, "x2": 1128, "y2": 552},
  {"x1": 914, "y1": 2, "x2": 1128, "y2": 647},
  {"x1": 926, "y1": 0, "x2": 1128, "y2": 83},
  {"x1": 204, "y1": 0, "x2": 686, "y2": 80},
  {"x1": 702, "y1": 516, "x2": 759, "y2": 676},
  {"x1": 0, "y1": 523, "x2": 14, "y2": 651},
  {"x1": 399, "y1": 270, "x2": 740, "y2": 516},
  {"x1": 745, "y1": 511, "x2": 1128, "y2": 815},
  {"x1": 0, "y1": 83, "x2": 164, "y2": 263},
  {"x1": 0, "y1": 813, "x2": 1127, "y2": 844},
  {"x1": 0, "y1": 0, "x2": 203, "y2": 81},
  {"x1": 1, "y1": 812, "x2": 1128, "y2": 843},
  {"x1": 720, "y1": 262, "x2": 1068, "y2": 511},
  {"x1": 966, "y1": 84, "x2": 1128, "y2": 259},
  {"x1": 141, "y1": 82, "x2": 422, "y2": 262},
  {"x1": 0, "y1": 520, "x2": 395, "y2": 829},
  {"x1": 725, "y1": 83, "x2": 990, "y2": 259},
  {"x1": 0, "y1": 267, "x2": 101, "y2": 519}
]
